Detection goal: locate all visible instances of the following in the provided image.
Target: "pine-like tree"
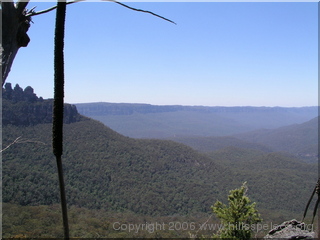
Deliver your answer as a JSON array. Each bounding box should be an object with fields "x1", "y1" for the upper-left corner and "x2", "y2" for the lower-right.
[{"x1": 212, "y1": 182, "x2": 262, "y2": 239}]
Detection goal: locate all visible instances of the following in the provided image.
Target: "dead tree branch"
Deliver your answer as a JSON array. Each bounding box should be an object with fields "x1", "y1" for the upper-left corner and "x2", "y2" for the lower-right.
[
  {"x1": 1, "y1": 136, "x2": 22, "y2": 153},
  {"x1": 26, "y1": 0, "x2": 85, "y2": 17},
  {"x1": 27, "y1": 0, "x2": 176, "y2": 24},
  {"x1": 1, "y1": 136, "x2": 46, "y2": 153},
  {"x1": 105, "y1": 0, "x2": 176, "y2": 25}
]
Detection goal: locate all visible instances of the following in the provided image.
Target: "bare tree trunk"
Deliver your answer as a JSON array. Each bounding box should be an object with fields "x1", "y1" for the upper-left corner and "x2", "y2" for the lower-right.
[{"x1": 2, "y1": 0, "x2": 31, "y2": 86}]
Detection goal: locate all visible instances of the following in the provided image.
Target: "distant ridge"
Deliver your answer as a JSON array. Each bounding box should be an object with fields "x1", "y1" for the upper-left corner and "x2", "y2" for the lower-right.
[
  {"x1": 76, "y1": 102, "x2": 318, "y2": 116},
  {"x1": 169, "y1": 116, "x2": 318, "y2": 163},
  {"x1": 75, "y1": 102, "x2": 318, "y2": 138},
  {"x1": 234, "y1": 116, "x2": 319, "y2": 163}
]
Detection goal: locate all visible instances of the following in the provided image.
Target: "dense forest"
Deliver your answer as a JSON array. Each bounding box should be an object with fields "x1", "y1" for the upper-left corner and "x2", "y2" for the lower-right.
[{"x1": 2, "y1": 83, "x2": 318, "y2": 238}]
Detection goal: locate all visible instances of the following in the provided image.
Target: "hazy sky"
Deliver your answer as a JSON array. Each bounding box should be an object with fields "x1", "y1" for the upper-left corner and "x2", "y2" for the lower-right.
[{"x1": 5, "y1": 1, "x2": 318, "y2": 107}]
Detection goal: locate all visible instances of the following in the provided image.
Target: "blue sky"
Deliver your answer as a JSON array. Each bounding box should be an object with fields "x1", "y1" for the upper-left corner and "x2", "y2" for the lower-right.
[{"x1": 5, "y1": 2, "x2": 318, "y2": 107}]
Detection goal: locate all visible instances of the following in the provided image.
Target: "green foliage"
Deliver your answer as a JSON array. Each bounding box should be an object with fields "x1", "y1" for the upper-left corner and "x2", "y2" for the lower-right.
[
  {"x1": 2, "y1": 120, "x2": 317, "y2": 219},
  {"x1": 2, "y1": 89, "x2": 318, "y2": 237},
  {"x1": 2, "y1": 203, "x2": 218, "y2": 238},
  {"x1": 2, "y1": 120, "x2": 234, "y2": 216},
  {"x1": 207, "y1": 147, "x2": 318, "y2": 216},
  {"x1": 212, "y1": 182, "x2": 262, "y2": 239}
]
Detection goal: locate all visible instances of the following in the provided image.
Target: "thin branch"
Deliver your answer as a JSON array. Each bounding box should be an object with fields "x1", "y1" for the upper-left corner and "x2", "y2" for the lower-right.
[
  {"x1": 105, "y1": 0, "x2": 176, "y2": 25},
  {"x1": 26, "y1": 0, "x2": 84, "y2": 17},
  {"x1": 0, "y1": 136, "x2": 46, "y2": 153},
  {"x1": 27, "y1": 0, "x2": 176, "y2": 25},
  {"x1": 195, "y1": 214, "x2": 213, "y2": 237},
  {"x1": 1, "y1": 136, "x2": 22, "y2": 153}
]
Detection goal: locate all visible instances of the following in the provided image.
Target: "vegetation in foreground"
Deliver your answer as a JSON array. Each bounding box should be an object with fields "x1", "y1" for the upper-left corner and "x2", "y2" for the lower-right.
[
  {"x1": 3, "y1": 202, "x2": 263, "y2": 238},
  {"x1": 211, "y1": 182, "x2": 262, "y2": 239}
]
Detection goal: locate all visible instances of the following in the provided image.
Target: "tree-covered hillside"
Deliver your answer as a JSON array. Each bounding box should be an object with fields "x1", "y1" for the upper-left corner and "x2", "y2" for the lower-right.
[
  {"x1": 2, "y1": 84, "x2": 318, "y2": 237},
  {"x1": 3, "y1": 120, "x2": 236, "y2": 215},
  {"x1": 207, "y1": 147, "x2": 318, "y2": 213},
  {"x1": 3, "y1": 118, "x2": 317, "y2": 218},
  {"x1": 169, "y1": 135, "x2": 273, "y2": 153},
  {"x1": 169, "y1": 116, "x2": 318, "y2": 163},
  {"x1": 234, "y1": 117, "x2": 318, "y2": 163}
]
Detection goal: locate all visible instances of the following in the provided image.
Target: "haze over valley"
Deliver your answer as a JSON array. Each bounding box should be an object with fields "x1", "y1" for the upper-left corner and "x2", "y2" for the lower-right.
[
  {"x1": 2, "y1": 84, "x2": 318, "y2": 237},
  {"x1": 3, "y1": 1, "x2": 317, "y2": 238},
  {"x1": 76, "y1": 102, "x2": 318, "y2": 163}
]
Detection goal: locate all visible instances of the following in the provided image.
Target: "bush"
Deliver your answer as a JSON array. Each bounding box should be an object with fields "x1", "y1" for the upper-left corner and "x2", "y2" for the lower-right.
[{"x1": 212, "y1": 182, "x2": 262, "y2": 239}]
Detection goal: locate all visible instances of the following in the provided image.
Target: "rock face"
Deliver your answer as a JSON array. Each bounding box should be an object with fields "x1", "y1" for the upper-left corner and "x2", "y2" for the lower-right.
[
  {"x1": 264, "y1": 219, "x2": 315, "y2": 239},
  {"x1": 2, "y1": 83, "x2": 83, "y2": 126}
]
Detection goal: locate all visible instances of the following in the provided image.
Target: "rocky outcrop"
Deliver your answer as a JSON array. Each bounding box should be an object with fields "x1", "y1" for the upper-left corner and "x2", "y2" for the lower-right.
[
  {"x1": 2, "y1": 83, "x2": 84, "y2": 126},
  {"x1": 3, "y1": 99, "x2": 83, "y2": 126},
  {"x1": 264, "y1": 219, "x2": 315, "y2": 239}
]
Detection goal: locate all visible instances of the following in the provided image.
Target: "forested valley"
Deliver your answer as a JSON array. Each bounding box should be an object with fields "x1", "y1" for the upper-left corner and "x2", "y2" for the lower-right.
[{"x1": 2, "y1": 83, "x2": 318, "y2": 238}]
